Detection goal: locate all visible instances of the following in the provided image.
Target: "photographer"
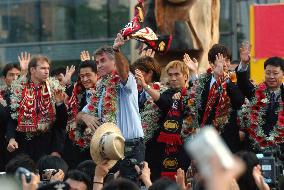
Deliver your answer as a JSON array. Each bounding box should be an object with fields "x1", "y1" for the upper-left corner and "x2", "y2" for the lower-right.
[{"x1": 236, "y1": 151, "x2": 270, "y2": 190}]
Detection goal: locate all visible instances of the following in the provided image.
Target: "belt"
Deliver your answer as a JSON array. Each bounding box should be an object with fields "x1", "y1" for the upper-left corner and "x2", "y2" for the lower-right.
[{"x1": 125, "y1": 137, "x2": 144, "y2": 146}]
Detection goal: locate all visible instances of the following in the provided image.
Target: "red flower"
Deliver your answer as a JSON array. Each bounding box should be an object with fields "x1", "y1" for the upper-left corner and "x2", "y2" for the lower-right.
[
  {"x1": 110, "y1": 76, "x2": 120, "y2": 84},
  {"x1": 207, "y1": 68, "x2": 212, "y2": 74},
  {"x1": 152, "y1": 83, "x2": 160, "y2": 90},
  {"x1": 256, "y1": 136, "x2": 264, "y2": 143},
  {"x1": 77, "y1": 139, "x2": 85, "y2": 147},
  {"x1": 105, "y1": 102, "x2": 112, "y2": 108},
  {"x1": 69, "y1": 130, "x2": 75, "y2": 139},
  {"x1": 105, "y1": 95, "x2": 111, "y2": 102},
  {"x1": 88, "y1": 104, "x2": 95, "y2": 112},
  {"x1": 91, "y1": 97, "x2": 98, "y2": 103},
  {"x1": 258, "y1": 83, "x2": 267, "y2": 91}
]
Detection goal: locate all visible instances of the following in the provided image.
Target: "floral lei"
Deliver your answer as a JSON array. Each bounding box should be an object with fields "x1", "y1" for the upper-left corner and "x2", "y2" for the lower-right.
[
  {"x1": 10, "y1": 76, "x2": 65, "y2": 133},
  {"x1": 65, "y1": 82, "x2": 92, "y2": 149},
  {"x1": 70, "y1": 72, "x2": 120, "y2": 149},
  {"x1": 141, "y1": 82, "x2": 167, "y2": 143},
  {"x1": 239, "y1": 83, "x2": 284, "y2": 150},
  {"x1": 0, "y1": 85, "x2": 8, "y2": 107},
  {"x1": 181, "y1": 69, "x2": 232, "y2": 140}
]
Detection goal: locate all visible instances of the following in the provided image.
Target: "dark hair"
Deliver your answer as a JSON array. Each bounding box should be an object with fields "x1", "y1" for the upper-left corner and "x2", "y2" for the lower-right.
[
  {"x1": 102, "y1": 178, "x2": 140, "y2": 190},
  {"x1": 65, "y1": 170, "x2": 92, "y2": 190},
  {"x1": 133, "y1": 56, "x2": 161, "y2": 82},
  {"x1": 5, "y1": 154, "x2": 38, "y2": 174},
  {"x1": 50, "y1": 67, "x2": 66, "y2": 77},
  {"x1": 76, "y1": 160, "x2": 96, "y2": 181},
  {"x1": 93, "y1": 46, "x2": 115, "y2": 61},
  {"x1": 27, "y1": 55, "x2": 50, "y2": 79},
  {"x1": 2, "y1": 63, "x2": 21, "y2": 77},
  {"x1": 79, "y1": 60, "x2": 97, "y2": 74},
  {"x1": 208, "y1": 44, "x2": 232, "y2": 64},
  {"x1": 37, "y1": 155, "x2": 69, "y2": 178},
  {"x1": 149, "y1": 177, "x2": 181, "y2": 190},
  {"x1": 236, "y1": 151, "x2": 260, "y2": 190},
  {"x1": 264, "y1": 57, "x2": 284, "y2": 72}
]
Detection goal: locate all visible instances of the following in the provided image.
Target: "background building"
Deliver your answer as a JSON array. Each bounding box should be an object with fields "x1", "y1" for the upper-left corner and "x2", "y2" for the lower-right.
[{"x1": 0, "y1": 0, "x2": 283, "y2": 68}]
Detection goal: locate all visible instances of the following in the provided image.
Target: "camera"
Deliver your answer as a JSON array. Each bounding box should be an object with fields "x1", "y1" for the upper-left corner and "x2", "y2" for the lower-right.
[
  {"x1": 15, "y1": 167, "x2": 32, "y2": 183},
  {"x1": 257, "y1": 146, "x2": 284, "y2": 189}
]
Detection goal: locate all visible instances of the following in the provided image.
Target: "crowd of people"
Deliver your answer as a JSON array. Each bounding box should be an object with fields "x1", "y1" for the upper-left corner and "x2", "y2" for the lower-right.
[{"x1": 0, "y1": 32, "x2": 283, "y2": 190}]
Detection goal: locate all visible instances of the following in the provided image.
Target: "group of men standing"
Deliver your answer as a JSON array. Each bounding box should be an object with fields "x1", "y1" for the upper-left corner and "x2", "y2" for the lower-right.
[{"x1": 0, "y1": 34, "x2": 283, "y2": 183}]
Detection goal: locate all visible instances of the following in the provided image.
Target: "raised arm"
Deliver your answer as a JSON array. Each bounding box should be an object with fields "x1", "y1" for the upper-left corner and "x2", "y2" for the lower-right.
[{"x1": 112, "y1": 33, "x2": 129, "y2": 83}]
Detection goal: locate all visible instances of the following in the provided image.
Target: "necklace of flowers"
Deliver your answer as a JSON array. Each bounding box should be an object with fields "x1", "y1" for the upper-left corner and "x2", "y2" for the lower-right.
[
  {"x1": 70, "y1": 72, "x2": 120, "y2": 149},
  {"x1": 240, "y1": 83, "x2": 284, "y2": 150},
  {"x1": 10, "y1": 76, "x2": 65, "y2": 132},
  {"x1": 141, "y1": 82, "x2": 167, "y2": 143},
  {"x1": 0, "y1": 85, "x2": 8, "y2": 107},
  {"x1": 181, "y1": 68, "x2": 232, "y2": 140}
]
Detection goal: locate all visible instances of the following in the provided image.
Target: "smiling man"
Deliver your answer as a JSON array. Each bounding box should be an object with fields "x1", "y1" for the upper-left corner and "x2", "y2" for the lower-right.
[
  {"x1": 237, "y1": 43, "x2": 284, "y2": 151},
  {"x1": 63, "y1": 60, "x2": 97, "y2": 169}
]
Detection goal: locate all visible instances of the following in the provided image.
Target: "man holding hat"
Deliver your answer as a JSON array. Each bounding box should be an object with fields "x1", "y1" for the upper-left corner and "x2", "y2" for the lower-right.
[{"x1": 78, "y1": 33, "x2": 144, "y2": 183}]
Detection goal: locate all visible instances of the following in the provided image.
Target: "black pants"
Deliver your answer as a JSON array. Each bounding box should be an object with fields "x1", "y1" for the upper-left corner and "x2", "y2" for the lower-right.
[{"x1": 119, "y1": 137, "x2": 145, "y2": 183}]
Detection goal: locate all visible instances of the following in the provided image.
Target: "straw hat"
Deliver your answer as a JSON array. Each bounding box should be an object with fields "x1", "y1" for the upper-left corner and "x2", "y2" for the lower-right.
[{"x1": 90, "y1": 122, "x2": 125, "y2": 168}]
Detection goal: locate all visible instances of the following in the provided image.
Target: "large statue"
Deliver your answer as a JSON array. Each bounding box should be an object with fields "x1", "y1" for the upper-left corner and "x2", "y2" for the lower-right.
[{"x1": 143, "y1": 0, "x2": 220, "y2": 73}]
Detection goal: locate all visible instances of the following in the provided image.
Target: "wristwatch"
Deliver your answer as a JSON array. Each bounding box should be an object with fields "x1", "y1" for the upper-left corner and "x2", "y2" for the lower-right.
[{"x1": 145, "y1": 84, "x2": 151, "y2": 90}]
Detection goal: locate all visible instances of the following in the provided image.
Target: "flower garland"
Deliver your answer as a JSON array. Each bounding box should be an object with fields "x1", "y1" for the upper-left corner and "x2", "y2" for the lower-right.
[
  {"x1": 70, "y1": 72, "x2": 120, "y2": 149},
  {"x1": 181, "y1": 69, "x2": 232, "y2": 140},
  {"x1": 140, "y1": 82, "x2": 167, "y2": 143},
  {"x1": 65, "y1": 82, "x2": 94, "y2": 149},
  {"x1": 239, "y1": 83, "x2": 284, "y2": 150},
  {"x1": 10, "y1": 76, "x2": 65, "y2": 133},
  {"x1": 0, "y1": 85, "x2": 8, "y2": 107}
]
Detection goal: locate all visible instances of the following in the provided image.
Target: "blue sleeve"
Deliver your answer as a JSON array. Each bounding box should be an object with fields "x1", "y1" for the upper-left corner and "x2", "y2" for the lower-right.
[{"x1": 120, "y1": 73, "x2": 137, "y2": 93}]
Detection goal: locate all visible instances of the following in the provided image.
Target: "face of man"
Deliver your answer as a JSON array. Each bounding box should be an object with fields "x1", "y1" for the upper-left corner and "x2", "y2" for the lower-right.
[
  {"x1": 265, "y1": 65, "x2": 283, "y2": 90},
  {"x1": 30, "y1": 61, "x2": 50, "y2": 83},
  {"x1": 4, "y1": 68, "x2": 21, "y2": 86},
  {"x1": 95, "y1": 53, "x2": 116, "y2": 77},
  {"x1": 66, "y1": 179, "x2": 87, "y2": 190},
  {"x1": 79, "y1": 67, "x2": 97, "y2": 89},
  {"x1": 167, "y1": 67, "x2": 188, "y2": 89}
]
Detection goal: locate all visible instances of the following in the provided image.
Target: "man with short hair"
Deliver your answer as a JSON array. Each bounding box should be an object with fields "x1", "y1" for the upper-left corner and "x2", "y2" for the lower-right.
[
  {"x1": 78, "y1": 34, "x2": 144, "y2": 182},
  {"x1": 6, "y1": 55, "x2": 67, "y2": 162},
  {"x1": 65, "y1": 170, "x2": 91, "y2": 190},
  {"x1": 63, "y1": 60, "x2": 98, "y2": 169},
  {"x1": 237, "y1": 42, "x2": 284, "y2": 151},
  {"x1": 136, "y1": 59, "x2": 193, "y2": 180}
]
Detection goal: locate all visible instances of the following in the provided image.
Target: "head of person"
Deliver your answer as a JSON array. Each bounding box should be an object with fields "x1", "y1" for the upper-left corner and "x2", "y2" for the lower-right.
[
  {"x1": 93, "y1": 46, "x2": 116, "y2": 77},
  {"x1": 78, "y1": 60, "x2": 98, "y2": 89},
  {"x1": 133, "y1": 56, "x2": 161, "y2": 84},
  {"x1": 37, "y1": 155, "x2": 69, "y2": 181},
  {"x1": 51, "y1": 67, "x2": 66, "y2": 86},
  {"x1": 5, "y1": 154, "x2": 38, "y2": 175},
  {"x1": 165, "y1": 60, "x2": 189, "y2": 89},
  {"x1": 76, "y1": 160, "x2": 96, "y2": 182},
  {"x1": 2, "y1": 63, "x2": 21, "y2": 86},
  {"x1": 208, "y1": 44, "x2": 232, "y2": 73},
  {"x1": 236, "y1": 151, "x2": 260, "y2": 190},
  {"x1": 28, "y1": 55, "x2": 50, "y2": 84},
  {"x1": 264, "y1": 57, "x2": 284, "y2": 90},
  {"x1": 149, "y1": 177, "x2": 181, "y2": 190},
  {"x1": 102, "y1": 178, "x2": 140, "y2": 190},
  {"x1": 65, "y1": 170, "x2": 91, "y2": 190}
]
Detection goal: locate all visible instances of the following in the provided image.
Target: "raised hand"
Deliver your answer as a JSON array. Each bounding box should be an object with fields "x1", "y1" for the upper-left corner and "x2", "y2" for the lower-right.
[
  {"x1": 80, "y1": 50, "x2": 91, "y2": 62},
  {"x1": 141, "y1": 48, "x2": 155, "y2": 58},
  {"x1": 183, "y1": 53, "x2": 198, "y2": 75},
  {"x1": 214, "y1": 53, "x2": 225, "y2": 79},
  {"x1": 63, "y1": 65, "x2": 75, "y2": 86},
  {"x1": 18, "y1": 52, "x2": 31, "y2": 72},
  {"x1": 240, "y1": 41, "x2": 251, "y2": 64},
  {"x1": 135, "y1": 69, "x2": 147, "y2": 88},
  {"x1": 54, "y1": 90, "x2": 66, "y2": 104},
  {"x1": 113, "y1": 33, "x2": 126, "y2": 51}
]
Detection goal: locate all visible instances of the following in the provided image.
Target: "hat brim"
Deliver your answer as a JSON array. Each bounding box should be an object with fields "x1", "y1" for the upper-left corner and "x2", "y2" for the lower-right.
[{"x1": 90, "y1": 122, "x2": 124, "y2": 168}]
